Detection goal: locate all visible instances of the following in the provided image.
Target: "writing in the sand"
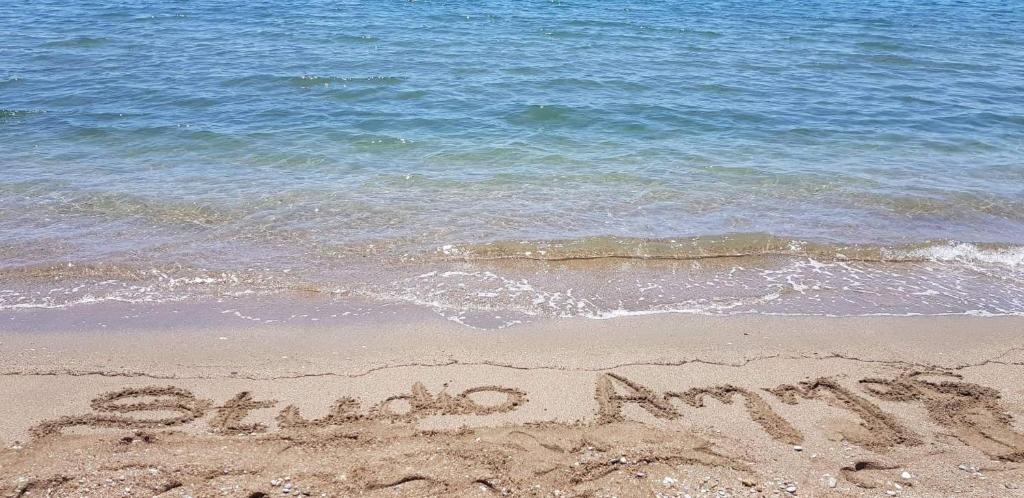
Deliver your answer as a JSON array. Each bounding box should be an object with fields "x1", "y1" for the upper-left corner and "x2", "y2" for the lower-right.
[
  {"x1": 31, "y1": 382, "x2": 527, "y2": 437},
  {"x1": 595, "y1": 371, "x2": 1024, "y2": 462},
  {"x1": 31, "y1": 371, "x2": 1024, "y2": 462}
]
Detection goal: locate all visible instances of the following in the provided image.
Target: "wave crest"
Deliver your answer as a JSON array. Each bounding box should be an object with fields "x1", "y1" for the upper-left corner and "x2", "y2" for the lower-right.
[{"x1": 437, "y1": 235, "x2": 1024, "y2": 268}]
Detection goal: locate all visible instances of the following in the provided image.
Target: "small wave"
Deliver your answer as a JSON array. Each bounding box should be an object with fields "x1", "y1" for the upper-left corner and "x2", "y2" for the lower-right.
[
  {"x1": 0, "y1": 265, "x2": 288, "y2": 311},
  {"x1": 219, "y1": 74, "x2": 406, "y2": 90},
  {"x1": 0, "y1": 109, "x2": 39, "y2": 120},
  {"x1": 42, "y1": 36, "x2": 110, "y2": 48},
  {"x1": 855, "y1": 40, "x2": 906, "y2": 51},
  {"x1": 904, "y1": 243, "x2": 1024, "y2": 267},
  {"x1": 289, "y1": 75, "x2": 406, "y2": 88},
  {"x1": 437, "y1": 235, "x2": 1024, "y2": 268},
  {"x1": 332, "y1": 34, "x2": 379, "y2": 43},
  {"x1": 681, "y1": 28, "x2": 723, "y2": 38},
  {"x1": 2, "y1": 237, "x2": 1022, "y2": 320},
  {"x1": 350, "y1": 134, "x2": 416, "y2": 151},
  {"x1": 506, "y1": 104, "x2": 583, "y2": 126},
  {"x1": 0, "y1": 263, "x2": 151, "y2": 282},
  {"x1": 49, "y1": 191, "x2": 239, "y2": 227}
]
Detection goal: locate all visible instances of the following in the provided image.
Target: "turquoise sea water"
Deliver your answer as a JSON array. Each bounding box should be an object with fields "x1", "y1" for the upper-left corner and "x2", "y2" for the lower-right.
[{"x1": 2, "y1": 1, "x2": 1023, "y2": 323}]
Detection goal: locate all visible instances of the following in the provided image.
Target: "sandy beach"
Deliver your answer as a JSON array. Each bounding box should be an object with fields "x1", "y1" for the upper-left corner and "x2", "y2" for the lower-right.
[
  {"x1": 4, "y1": 0, "x2": 1023, "y2": 496},
  {"x1": 2, "y1": 301, "x2": 1024, "y2": 497}
]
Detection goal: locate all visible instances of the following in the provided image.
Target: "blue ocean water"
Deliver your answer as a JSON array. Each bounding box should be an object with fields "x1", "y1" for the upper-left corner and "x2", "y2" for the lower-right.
[{"x1": 1, "y1": 1, "x2": 1023, "y2": 321}]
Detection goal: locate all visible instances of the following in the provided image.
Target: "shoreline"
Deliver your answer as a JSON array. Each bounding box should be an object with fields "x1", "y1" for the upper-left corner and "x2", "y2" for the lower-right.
[
  {"x1": 2, "y1": 304, "x2": 1024, "y2": 495},
  {"x1": 4, "y1": 238, "x2": 1024, "y2": 322},
  {"x1": 5, "y1": 0, "x2": 1024, "y2": 495}
]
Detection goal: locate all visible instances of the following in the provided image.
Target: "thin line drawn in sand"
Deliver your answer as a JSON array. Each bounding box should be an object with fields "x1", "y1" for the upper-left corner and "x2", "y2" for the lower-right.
[
  {"x1": 369, "y1": 382, "x2": 527, "y2": 421},
  {"x1": 860, "y1": 370, "x2": 1024, "y2": 461},
  {"x1": 666, "y1": 385, "x2": 803, "y2": 446},
  {"x1": 276, "y1": 397, "x2": 364, "y2": 428},
  {"x1": 767, "y1": 377, "x2": 921, "y2": 450},
  {"x1": 839, "y1": 460, "x2": 900, "y2": 489},
  {"x1": 481, "y1": 422, "x2": 749, "y2": 487},
  {"x1": 365, "y1": 474, "x2": 434, "y2": 490},
  {"x1": 30, "y1": 386, "x2": 211, "y2": 438},
  {"x1": 595, "y1": 373, "x2": 802, "y2": 445},
  {"x1": 209, "y1": 392, "x2": 278, "y2": 434},
  {"x1": 568, "y1": 445, "x2": 746, "y2": 485}
]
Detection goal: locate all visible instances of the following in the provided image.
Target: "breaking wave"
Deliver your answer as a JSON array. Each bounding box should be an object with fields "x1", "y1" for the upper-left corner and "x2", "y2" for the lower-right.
[
  {"x1": 2, "y1": 235, "x2": 1022, "y2": 325},
  {"x1": 438, "y1": 235, "x2": 1024, "y2": 268}
]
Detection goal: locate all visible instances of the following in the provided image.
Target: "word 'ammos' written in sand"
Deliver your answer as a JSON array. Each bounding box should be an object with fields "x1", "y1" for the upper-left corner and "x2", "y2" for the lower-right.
[{"x1": 30, "y1": 371, "x2": 1024, "y2": 462}]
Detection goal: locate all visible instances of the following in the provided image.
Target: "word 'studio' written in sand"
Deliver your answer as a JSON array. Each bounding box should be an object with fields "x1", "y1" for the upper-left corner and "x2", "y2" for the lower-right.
[{"x1": 29, "y1": 371, "x2": 1024, "y2": 462}]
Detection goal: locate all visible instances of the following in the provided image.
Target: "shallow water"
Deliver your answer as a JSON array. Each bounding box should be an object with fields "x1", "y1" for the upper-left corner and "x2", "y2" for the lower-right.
[{"x1": 2, "y1": 1, "x2": 1023, "y2": 323}]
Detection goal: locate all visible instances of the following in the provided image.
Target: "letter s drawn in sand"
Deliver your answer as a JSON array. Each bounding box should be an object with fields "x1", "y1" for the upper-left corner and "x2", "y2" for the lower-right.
[{"x1": 30, "y1": 386, "x2": 211, "y2": 438}]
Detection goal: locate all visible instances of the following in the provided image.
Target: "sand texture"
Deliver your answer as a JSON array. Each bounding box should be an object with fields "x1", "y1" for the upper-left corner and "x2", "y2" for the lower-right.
[{"x1": 2, "y1": 310, "x2": 1024, "y2": 497}]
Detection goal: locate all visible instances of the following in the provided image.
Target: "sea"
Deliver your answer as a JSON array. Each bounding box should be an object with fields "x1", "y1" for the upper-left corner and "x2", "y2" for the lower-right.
[{"x1": 2, "y1": 0, "x2": 1023, "y2": 327}]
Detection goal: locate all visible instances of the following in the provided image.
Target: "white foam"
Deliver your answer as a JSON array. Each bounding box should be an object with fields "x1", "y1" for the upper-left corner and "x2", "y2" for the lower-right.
[{"x1": 905, "y1": 242, "x2": 1024, "y2": 267}]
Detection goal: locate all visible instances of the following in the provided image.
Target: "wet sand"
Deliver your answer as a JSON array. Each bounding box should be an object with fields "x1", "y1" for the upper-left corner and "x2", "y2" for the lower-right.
[{"x1": 2, "y1": 302, "x2": 1024, "y2": 496}]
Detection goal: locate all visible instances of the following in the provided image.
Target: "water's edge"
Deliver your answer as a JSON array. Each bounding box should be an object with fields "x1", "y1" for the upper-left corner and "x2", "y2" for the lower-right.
[{"x1": 2, "y1": 236, "x2": 1022, "y2": 328}]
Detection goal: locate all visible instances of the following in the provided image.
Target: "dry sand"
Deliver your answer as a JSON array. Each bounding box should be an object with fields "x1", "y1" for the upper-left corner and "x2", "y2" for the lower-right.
[{"x1": 2, "y1": 302, "x2": 1024, "y2": 497}]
